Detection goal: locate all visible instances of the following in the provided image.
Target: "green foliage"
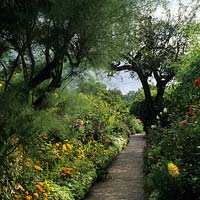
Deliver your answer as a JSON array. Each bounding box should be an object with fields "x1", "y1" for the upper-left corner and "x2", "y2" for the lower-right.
[
  {"x1": 133, "y1": 123, "x2": 144, "y2": 133},
  {"x1": 0, "y1": 0, "x2": 142, "y2": 96},
  {"x1": 0, "y1": 76, "x2": 140, "y2": 199},
  {"x1": 169, "y1": 48, "x2": 200, "y2": 112},
  {"x1": 130, "y1": 87, "x2": 159, "y2": 127},
  {"x1": 144, "y1": 120, "x2": 200, "y2": 199},
  {"x1": 145, "y1": 162, "x2": 183, "y2": 200},
  {"x1": 144, "y1": 49, "x2": 200, "y2": 199},
  {"x1": 112, "y1": 2, "x2": 200, "y2": 128}
]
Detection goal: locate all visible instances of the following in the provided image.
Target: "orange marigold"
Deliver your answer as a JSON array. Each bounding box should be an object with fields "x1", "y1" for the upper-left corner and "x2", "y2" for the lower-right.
[
  {"x1": 25, "y1": 195, "x2": 32, "y2": 200},
  {"x1": 150, "y1": 141, "x2": 155, "y2": 145},
  {"x1": 36, "y1": 184, "x2": 45, "y2": 193},
  {"x1": 187, "y1": 105, "x2": 194, "y2": 116},
  {"x1": 14, "y1": 194, "x2": 19, "y2": 200},
  {"x1": 56, "y1": 154, "x2": 62, "y2": 160},
  {"x1": 33, "y1": 193, "x2": 39, "y2": 199},
  {"x1": 43, "y1": 193, "x2": 48, "y2": 198},
  {"x1": 179, "y1": 119, "x2": 188, "y2": 127},
  {"x1": 61, "y1": 167, "x2": 73, "y2": 177}
]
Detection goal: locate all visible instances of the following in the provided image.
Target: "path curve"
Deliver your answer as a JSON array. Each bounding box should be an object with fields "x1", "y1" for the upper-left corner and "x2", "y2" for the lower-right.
[{"x1": 84, "y1": 133, "x2": 146, "y2": 200}]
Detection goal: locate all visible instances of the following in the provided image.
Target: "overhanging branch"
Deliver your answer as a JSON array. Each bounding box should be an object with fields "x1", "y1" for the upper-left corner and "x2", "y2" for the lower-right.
[{"x1": 112, "y1": 62, "x2": 133, "y2": 71}]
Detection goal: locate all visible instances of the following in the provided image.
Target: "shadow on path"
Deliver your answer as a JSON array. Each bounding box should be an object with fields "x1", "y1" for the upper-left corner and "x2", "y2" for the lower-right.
[{"x1": 84, "y1": 133, "x2": 146, "y2": 200}]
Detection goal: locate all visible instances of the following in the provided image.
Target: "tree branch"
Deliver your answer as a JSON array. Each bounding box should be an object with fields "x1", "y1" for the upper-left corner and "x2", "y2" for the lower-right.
[
  {"x1": 30, "y1": 56, "x2": 60, "y2": 88},
  {"x1": 111, "y1": 62, "x2": 132, "y2": 71}
]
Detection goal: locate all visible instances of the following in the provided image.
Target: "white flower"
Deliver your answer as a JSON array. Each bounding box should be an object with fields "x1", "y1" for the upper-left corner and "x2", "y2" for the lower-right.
[
  {"x1": 163, "y1": 108, "x2": 167, "y2": 113},
  {"x1": 156, "y1": 115, "x2": 160, "y2": 120},
  {"x1": 160, "y1": 112, "x2": 163, "y2": 115},
  {"x1": 151, "y1": 125, "x2": 157, "y2": 129}
]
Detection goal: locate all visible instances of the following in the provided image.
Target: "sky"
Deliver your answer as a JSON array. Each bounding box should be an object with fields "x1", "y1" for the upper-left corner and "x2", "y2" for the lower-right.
[{"x1": 101, "y1": 71, "x2": 142, "y2": 94}]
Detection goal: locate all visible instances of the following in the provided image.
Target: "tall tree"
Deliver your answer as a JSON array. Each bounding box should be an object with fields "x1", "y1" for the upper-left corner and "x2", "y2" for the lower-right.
[
  {"x1": 0, "y1": 0, "x2": 139, "y2": 106},
  {"x1": 112, "y1": 4, "x2": 198, "y2": 128}
]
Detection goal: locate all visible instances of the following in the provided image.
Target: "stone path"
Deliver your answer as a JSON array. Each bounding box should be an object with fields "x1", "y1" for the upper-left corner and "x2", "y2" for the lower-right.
[{"x1": 84, "y1": 133, "x2": 146, "y2": 200}]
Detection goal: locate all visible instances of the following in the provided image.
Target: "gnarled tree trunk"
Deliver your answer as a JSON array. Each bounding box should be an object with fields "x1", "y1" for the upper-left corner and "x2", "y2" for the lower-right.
[{"x1": 138, "y1": 73, "x2": 155, "y2": 131}]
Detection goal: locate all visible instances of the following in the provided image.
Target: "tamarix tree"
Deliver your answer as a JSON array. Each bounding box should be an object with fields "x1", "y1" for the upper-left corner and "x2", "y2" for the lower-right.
[{"x1": 0, "y1": 0, "x2": 139, "y2": 107}]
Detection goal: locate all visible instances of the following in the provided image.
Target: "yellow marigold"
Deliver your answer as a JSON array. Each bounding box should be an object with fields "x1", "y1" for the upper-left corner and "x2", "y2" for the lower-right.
[
  {"x1": 44, "y1": 180, "x2": 51, "y2": 193},
  {"x1": 34, "y1": 165, "x2": 43, "y2": 171},
  {"x1": 33, "y1": 193, "x2": 39, "y2": 199},
  {"x1": 78, "y1": 154, "x2": 85, "y2": 160},
  {"x1": 25, "y1": 157, "x2": 33, "y2": 167},
  {"x1": 16, "y1": 184, "x2": 25, "y2": 191},
  {"x1": 62, "y1": 144, "x2": 67, "y2": 152},
  {"x1": 43, "y1": 193, "x2": 48, "y2": 198},
  {"x1": 55, "y1": 143, "x2": 60, "y2": 147},
  {"x1": 167, "y1": 162, "x2": 180, "y2": 177},
  {"x1": 24, "y1": 191, "x2": 29, "y2": 195},
  {"x1": 104, "y1": 150, "x2": 108, "y2": 155},
  {"x1": 66, "y1": 143, "x2": 72, "y2": 150},
  {"x1": 25, "y1": 161, "x2": 31, "y2": 167},
  {"x1": 77, "y1": 147, "x2": 84, "y2": 154}
]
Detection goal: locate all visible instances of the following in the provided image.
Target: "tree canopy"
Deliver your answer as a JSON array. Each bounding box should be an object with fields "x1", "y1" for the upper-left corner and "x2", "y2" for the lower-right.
[
  {"x1": 112, "y1": 3, "x2": 199, "y2": 128},
  {"x1": 0, "y1": 0, "x2": 142, "y2": 106}
]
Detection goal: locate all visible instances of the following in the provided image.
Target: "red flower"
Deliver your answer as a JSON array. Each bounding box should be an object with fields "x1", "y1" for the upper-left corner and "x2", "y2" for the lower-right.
[
  {"x1": 194, "y1": 77, "x2": 200, "y2": 87},
  {"x1": 187, "y1": 105, "x2": 194, "y2": 116}
]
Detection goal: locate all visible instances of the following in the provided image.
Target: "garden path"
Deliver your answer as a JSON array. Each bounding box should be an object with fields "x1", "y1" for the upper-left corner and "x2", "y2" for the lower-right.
[{"x1": 84, "y1": 133, "x2": 146, "y2": 200}]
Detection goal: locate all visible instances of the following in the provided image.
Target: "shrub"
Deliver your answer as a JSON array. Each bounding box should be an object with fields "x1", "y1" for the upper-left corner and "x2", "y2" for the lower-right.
[{"x1": 0, "y1": 79, "x2": 137, "y2": 199}]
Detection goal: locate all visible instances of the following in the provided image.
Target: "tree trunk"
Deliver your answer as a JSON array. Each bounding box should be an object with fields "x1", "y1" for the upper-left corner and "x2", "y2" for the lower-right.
[
  {"x1": 155, "y1": 83, "x2": 165, "y2": 113},
  {"x1": 31, "y1": 56, "x2": 64, "y2": 109},
  {"x1": 138, "y1": 73, "x2": 155, "y2": 131},
  {"x1": 30, "y1": 56, "x2": 60, "y2": 89}
]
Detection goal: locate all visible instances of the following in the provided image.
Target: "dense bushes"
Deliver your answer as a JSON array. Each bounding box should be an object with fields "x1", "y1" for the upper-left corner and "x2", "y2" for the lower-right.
[
  {"x1": 144, "y1": 54, "x2": 200, "y2": 200},
  {"x1": 144, "y1": 122, "x2": 200, "y2": 199},
  {"x1": 0, "y1": 79, "x2": 138, "y2": 200}
]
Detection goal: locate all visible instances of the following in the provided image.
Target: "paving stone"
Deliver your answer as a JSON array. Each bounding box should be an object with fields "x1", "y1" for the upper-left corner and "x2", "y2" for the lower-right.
[{"x1": 84, "y1": 134, "x2": 146, "y2": 200}]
